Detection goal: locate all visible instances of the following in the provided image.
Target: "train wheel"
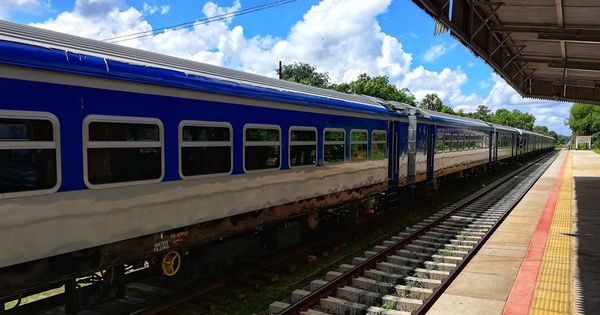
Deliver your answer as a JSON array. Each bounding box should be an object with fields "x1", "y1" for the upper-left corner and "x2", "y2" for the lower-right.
[
  {"x1": 306, "y1": 212, "x2": 319, "y2": 230},
  {"x1": 161, "y1": 251, "x2": 181, "y2": 277}
]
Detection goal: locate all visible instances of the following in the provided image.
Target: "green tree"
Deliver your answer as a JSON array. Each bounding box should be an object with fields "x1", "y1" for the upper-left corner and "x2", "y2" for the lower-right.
[
  {"x1": 440, "y1": 105, "x2": 456, "y2": 115},
  {"x1": 419, "y1": 93, "x2": 444, "y2": 112},
  {"x1": 331, "y1": 73, "x2": 417, "y2": 105},
  {"x1": 490, "y1": 108, "x2": 535, "y2": 130},
  {"x1": 471, "y1": 105, "x2": 492, "y2": 122},
  {"x1": 533, "y1": 125, "x2": 549, "y2": 135},
  {"x1": 567, "y1": 103, "x2": 600, "y2": 148},
  {"x1": 533, "y1": 125, "x2": 560, "y2": 141},
  {"x1": 416, "y1": 93, "x2": 455, "y2": 114},
  {"x1": 278, "y1": 62, "x2": 330, "y2": 88}
]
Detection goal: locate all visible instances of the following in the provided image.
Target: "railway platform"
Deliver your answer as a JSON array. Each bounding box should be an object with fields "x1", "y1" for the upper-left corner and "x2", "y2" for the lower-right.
[{"x1": 428, "y1": 150, "x2": 599, "y2": 315}]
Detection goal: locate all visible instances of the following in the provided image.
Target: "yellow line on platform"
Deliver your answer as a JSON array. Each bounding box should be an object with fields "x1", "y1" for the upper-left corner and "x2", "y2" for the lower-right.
[{"x1": 530, "y1": 152, "x2": 573, "y2": 315}]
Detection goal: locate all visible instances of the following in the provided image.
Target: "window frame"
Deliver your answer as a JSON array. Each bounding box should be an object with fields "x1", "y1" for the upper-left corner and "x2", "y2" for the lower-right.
[
  {"x1": 178, "y1": 120, "x2": 233, "y2": 180},
  {"x1": 288, "y1": 126, "x2": 317, "y2": 168},
  {"x1": 443, "y1": 133, "x2": 452, "y2": 153},
  {"x1": 435, "y1": 130, "x2": 444, "y2": 154},
  {"x1": 0, "y1": 109, "x2": 62, "y2": 199},
  {"x1": 349, "y1": 129, "x2": 369, "y2": 161},
  {"x1": 323, "y1": 128, "x2": 346, "y2": 164},
  {"x1": 83, "y1": 115, "x2": 164, "y2": 189},
  {"x1": 371, "y1": 130, "x2": 387, "y2": 159},
  {"x1": 243, "y1": 123, "x2": 282, "y2": 173},
  {"x1": 451, "y1": 133, "x2": 459, "y2": 152}
]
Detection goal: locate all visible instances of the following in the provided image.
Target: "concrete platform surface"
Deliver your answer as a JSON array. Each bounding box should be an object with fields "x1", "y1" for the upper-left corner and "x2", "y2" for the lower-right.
[
  {"x1": 572, "y1": 151, "x2": 600, "y2": 315},
  {"x1": 426, "y1": 150, "x2": 599, "y2": 315}
]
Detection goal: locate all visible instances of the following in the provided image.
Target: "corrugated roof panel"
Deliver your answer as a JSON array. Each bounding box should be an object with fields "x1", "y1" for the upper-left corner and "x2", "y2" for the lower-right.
[{"x1": 411, "y1": 0, "x2": 600, "y2": 105}]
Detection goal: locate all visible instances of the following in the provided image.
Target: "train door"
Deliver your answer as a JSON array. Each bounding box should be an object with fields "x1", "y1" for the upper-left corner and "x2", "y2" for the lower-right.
[
  {"x1": 488, "y1": 130, "x2": 493, "y2": 162},
  {"x1": 491, "y1": 127, "x2": 498, "y2": 162},
  {"x1": 510, "y1": 133, "x2": 514, "y2": 157},
  {"x1": 427, "y1": 124, "x2": 435, "y2": 179},
  {"x1": 389, "y1": 121, "x2": 399, "y2": 182}
]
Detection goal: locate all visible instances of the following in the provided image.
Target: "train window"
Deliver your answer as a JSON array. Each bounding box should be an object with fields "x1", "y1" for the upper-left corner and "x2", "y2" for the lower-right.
[
  {"x1": 84, "y1": 116, "x2": 163, "y2": 188},
  {"x1": 467, "y1": 134, "x2": 472, "y2": 150},
  {"x1": 244, "y1": 125, "x2": 281, "y2": 171},
  {"x1": 497, "y1": 133, "x2": 501, "y2": 148},
  {"x1": 451, "y1": 134, "x2": 459, "y2": 152},
  {"x1": 466, "y1": 134, "x2": 471, "y2": 150},
  {"x1": 443, "y1": 133, "x2": 452, "y2": 153},
  {"x1": 0, "y1": 112, "x2": 60, "y2": 196},
  {"x1": 180, "y1": 121, "x2": 232, "y2": 178},
  {"x1": 350, "y1": 130, "x2": 368, "y2": 161},
  {"x1": 289, "y1": 127, "x2": 317, "y2": 167},
  {"x1": 324, "y1": 129, "x2": 345, "y2": 164},
  {"x1": 435, "y1": 132, "x2": 445, "y2": 153},
  {"x1": 371, "y1": 130, "x2": 387, "y2": 159}
]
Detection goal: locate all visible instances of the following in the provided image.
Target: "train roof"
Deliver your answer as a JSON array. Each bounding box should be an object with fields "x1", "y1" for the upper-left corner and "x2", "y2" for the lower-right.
[
  {"x1": 0, "y1": 20, "x2": 402, "y2": 118},
  {"x1": 491, "y1": 124, "x2": 517, "y2": 133},
  {"x1": 516, "y1": 128, "x2": 555, "y2": 140},
  {"x1": 416, "y1": 108, "x2": 491, "y2": 129}
]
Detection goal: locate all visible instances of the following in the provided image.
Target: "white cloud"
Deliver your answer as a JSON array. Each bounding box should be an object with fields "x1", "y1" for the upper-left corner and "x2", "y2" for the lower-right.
[
  {"x1": 160, "y1": 5, "x2": 170, "y2": 15},
  {"x1": 0, "y1": 0, "x2": 50, "y2": 18},
  {"x1": 398, "y1": 66, "x2": 481, "y2": 106},
  {"x1": 422, "y1": 44, "x2": 447, "y2": 62},
  {"x1": 478, "y1": 80, "x2": 491, "y2": 89},
  {"x1": 31, "y1": 0, "x2": 152, "y2": 44},
  {"x1": 30, "y1": 0, "x2": 412, "y2": 81},
  {"x1": 22, "y1": 0, "x2": 570, "y2": 134},
  {"x1": 142, "y1": 3, "x2": 157, "y2": 14},
  {"x1": 142, "y1": 3, "x2": 170, "y2": 15},
  {"x1": 74, "y1": 0, "x2": 123, "y2": 17},
  {"x1": 422, "y1": 42, "x2": 456, "y2": 62},
  {"x1": 484, "y1": 74, "x2": 571, "y2": 135}
]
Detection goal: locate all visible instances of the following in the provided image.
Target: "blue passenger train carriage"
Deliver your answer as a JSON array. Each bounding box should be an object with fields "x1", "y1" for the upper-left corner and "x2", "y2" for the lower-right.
[
  {"x1": 0, "y1": 19, "x2": 553, "y2": 301},
  {"x1": 417, "y1": 109, "x2": 492, "y2": 179},
  {"x1": 0, "y1": 20, "x2": 404, "y2": 297}
]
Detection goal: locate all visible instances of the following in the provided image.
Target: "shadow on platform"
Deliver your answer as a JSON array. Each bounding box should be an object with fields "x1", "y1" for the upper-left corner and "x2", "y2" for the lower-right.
[{"x1": 574, "y1": 176, "x2": 600, "y2": 314}]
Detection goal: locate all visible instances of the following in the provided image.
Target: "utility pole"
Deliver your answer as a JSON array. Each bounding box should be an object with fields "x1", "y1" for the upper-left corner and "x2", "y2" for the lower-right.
[{"x1": 278, "y1": 60, "x2": 282, "y2": 79}]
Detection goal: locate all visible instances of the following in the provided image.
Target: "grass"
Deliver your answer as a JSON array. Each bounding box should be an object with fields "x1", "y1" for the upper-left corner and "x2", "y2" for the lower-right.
[
  {"x1": 381, "y1": 301, "x2": 395, "y2": 309},
  {"x1": 178, "y1": 159, "x2": 533, "y2": 314},
  {"x1": 593, "y1": 148, "x2": 600, "y2": 155},
  {"x1": 4, "y1": 287, "x2": 64, "y2": 310},
  {"x1": 437, "y1": 250, "x2": 452, "y2": 257}
]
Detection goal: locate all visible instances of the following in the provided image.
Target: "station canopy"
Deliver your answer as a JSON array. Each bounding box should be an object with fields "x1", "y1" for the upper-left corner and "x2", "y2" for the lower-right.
[{"x1": 412, "y1": 0, "x2": 600, "y2": 105}]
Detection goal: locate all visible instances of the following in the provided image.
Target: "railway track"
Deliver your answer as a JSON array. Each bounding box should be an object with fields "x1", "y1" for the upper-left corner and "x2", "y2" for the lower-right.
[
  {"x1": 269, "y1": 152, "x2": 557, "y2": 315},
  {"x1": 15, "y1": 154, "x2": 554, "y2": 315}
]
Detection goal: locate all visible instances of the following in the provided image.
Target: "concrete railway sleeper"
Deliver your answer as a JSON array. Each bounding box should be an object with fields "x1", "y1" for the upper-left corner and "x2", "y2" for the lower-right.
[{"x1": 269, "y1": 151, "x2": 558, "y2": 315}]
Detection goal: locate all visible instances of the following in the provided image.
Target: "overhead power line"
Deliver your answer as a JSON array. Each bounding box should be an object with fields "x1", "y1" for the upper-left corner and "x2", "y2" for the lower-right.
[{"x1": 103, "y1": 0, "x2": 297, "y2": 44}]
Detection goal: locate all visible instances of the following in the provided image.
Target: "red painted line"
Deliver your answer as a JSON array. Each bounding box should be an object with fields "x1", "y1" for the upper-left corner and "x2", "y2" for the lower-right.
[{"x1": 502, "y1": 152, "x2": 569, "y2": 315}]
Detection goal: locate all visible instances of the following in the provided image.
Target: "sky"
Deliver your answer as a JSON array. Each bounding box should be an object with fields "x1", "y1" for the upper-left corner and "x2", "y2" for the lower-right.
[{"x1": 1, "y1": 0, "x2": 572, "y2": 135}]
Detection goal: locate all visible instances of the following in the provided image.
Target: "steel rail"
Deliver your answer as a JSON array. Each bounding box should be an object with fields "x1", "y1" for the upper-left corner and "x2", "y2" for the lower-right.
[
  {"x1": 414, "y1": 152, "x2": 558, "y2": 314},
  {"x1": 130, "y1": 237, "x2": 329, "y2": 315},
  {"x1": 278, "y1": 151, "x2": 557, "y2": 314}
]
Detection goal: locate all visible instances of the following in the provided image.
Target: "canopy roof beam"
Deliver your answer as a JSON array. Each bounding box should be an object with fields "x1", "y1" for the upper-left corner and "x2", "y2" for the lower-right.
[{"x1": 411, "y1": 0, "x2": 600, "y2": 104}]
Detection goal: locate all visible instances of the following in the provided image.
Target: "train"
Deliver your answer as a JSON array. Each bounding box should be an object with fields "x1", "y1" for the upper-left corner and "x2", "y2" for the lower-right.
[{"x1": 0, "y1": 19, "x2": 554, "y2": 303}]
